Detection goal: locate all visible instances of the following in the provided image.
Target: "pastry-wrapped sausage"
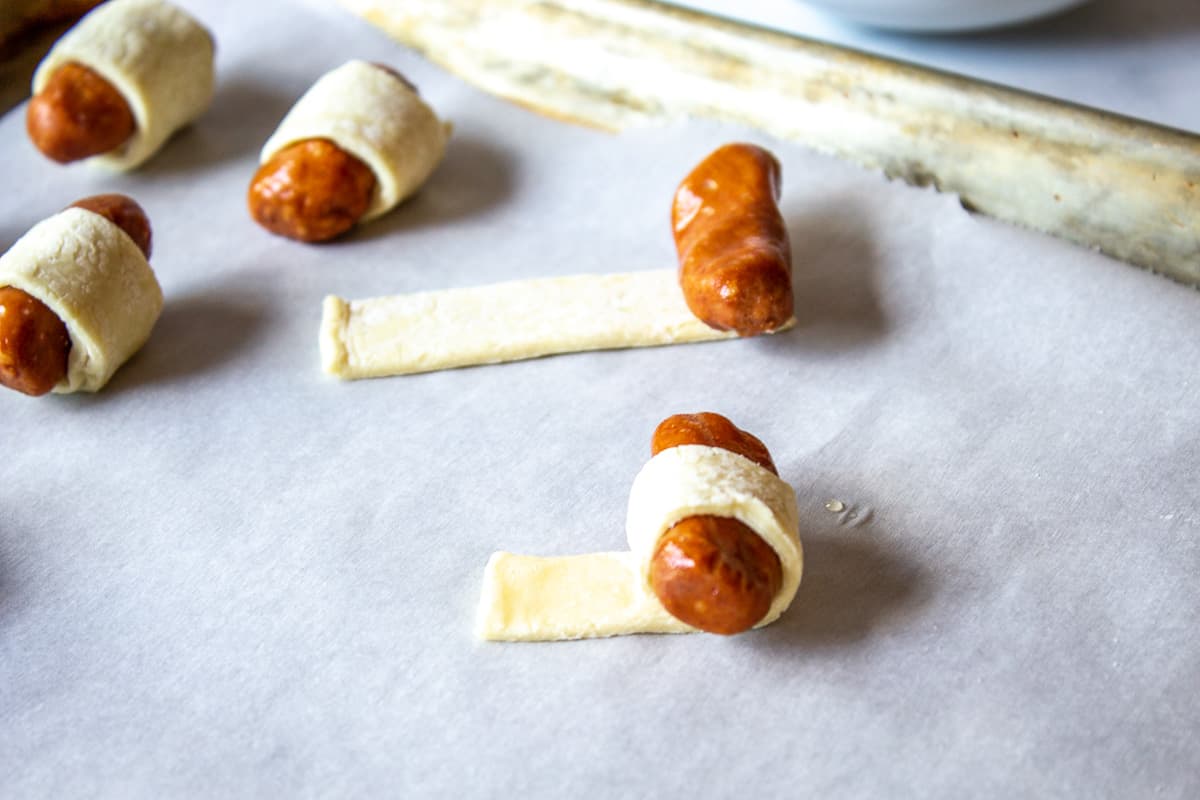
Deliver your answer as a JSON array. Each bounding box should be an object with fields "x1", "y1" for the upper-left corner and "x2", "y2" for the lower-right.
[
  {"x1": 249, "y1": 60, "x2": 451, "y2": 242},
  {"x1": 0, "y1": 194, "x2": 161, "y2": 395},
  {"x1": 647, "y1": 413, "x2": 784, "y2": 634},
  {"x1": 26, "y1": 0, "x2": 215, "y2": 170},
  {"x1": 476, "y1": 413, "x2": 803, "y2": 641}
]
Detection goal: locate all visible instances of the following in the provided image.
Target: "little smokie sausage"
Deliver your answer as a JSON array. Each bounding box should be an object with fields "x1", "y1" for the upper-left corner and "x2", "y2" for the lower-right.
[
  {"x1": 26, "y1": 61, "x2": 136, "y2": 164},
  {"x1": 244, "y1": 63, "x2": 422, "y2": 241},
  {"x1": 672, "y1": 143, "x2": 794, "y2": 335},
  {"x1": 250, "y1": 61, "x2": 450, "y2": 244},
  {"x1": 247, "y1": 138, "x2": 377, "y2": 243},
  {"x1": 647, "y1": 412, "x2": 784, "y2": 635},
  {"x1": 0, "y1": 194, "x2": 151, "y2": 396},
  {"x1": 247, "y1": 62, "x2": 430, "y2": 244},
  {"x1": 27, "y1": 0, "x2": 215, "y2": 170},
  {"x1": 246, "y1": 64, "x2": 416, "y2": 242},
  {"x1": 0, "y1": 287, "x2": 71, "y2": 396}
]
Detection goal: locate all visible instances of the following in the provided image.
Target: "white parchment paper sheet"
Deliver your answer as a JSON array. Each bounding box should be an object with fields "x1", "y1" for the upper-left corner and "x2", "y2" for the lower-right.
[{"x1": 1, "y1": 1, "x2": 1197, "y2": 797}]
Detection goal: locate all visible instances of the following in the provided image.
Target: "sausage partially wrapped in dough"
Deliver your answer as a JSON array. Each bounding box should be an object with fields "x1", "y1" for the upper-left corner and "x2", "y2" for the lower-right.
[
  {"x1": 0, "y1": 200, "x2": 162, "y2": 394},
  {"x1": 28, "y1": 0, "x2": 215, "y2": 169},
  {"x1": 476, "y1": 414, "x2": 803, "y2": 641},
  {"x1": 250, "y1": 60, "x2": 451, "y2": 242}
]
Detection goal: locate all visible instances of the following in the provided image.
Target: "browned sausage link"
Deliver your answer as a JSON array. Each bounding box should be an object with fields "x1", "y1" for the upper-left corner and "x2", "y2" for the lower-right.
[
  {"x1": 0, "y1": 286, "x2": 71, "y2": 397},
  {"x1": 672, "y1": 143, "x2": 793, "y2": 335},
  {"x1": 70, "y1": 194, "x2": 152, "y2": 259},
  {"x1": 26, "y1": 61, "x2": 136, "y2": 164},
  {"x1": 650, "y1": 411, "x2": 778, "y2": 475},
  {"x1": 247, "y1": 138, "x2": 377, "y2": 243},
  {"x1": 647, "y1": 412, "x2": 784, "y2": 635}
]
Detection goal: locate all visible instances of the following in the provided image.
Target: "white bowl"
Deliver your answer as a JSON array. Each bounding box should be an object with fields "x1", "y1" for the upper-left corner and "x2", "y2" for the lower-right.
[{"x1": 797, "y1": 0, "x2": 1092, "y2": 31}]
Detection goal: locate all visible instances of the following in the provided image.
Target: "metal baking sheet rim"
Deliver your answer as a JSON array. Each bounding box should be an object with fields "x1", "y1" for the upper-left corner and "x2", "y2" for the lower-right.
[{"x1": 339, "y1": 0, "x2": 1200, "y2": 288}]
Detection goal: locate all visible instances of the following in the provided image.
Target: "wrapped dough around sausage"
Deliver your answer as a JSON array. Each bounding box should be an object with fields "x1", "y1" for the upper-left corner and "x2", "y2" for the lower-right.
[
  {"x1": 476, "y1": 445, "x2": 803, "y2": 641},
  {"x1": 260, "y1": 59, "x2": 451, "y2": 222},
  {"x1": 32, "y1": 0, "x2": 215, "y2": 171},
  {"x1": 0, "y1": 208, "x2": 163, "y2": 393}
]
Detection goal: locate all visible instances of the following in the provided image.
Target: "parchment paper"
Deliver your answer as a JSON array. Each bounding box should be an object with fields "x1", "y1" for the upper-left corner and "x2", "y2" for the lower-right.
[{"x1": 1, "y1": 1, "x2": 1197, "y2": 797}]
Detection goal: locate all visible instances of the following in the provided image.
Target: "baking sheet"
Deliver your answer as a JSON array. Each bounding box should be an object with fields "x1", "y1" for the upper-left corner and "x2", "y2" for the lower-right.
[{"x1": 1, "y1": 0, "x2": 1198, "y2": 796}]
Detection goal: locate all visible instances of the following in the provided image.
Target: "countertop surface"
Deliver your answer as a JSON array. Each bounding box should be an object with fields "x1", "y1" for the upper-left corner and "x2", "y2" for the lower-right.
[{"x1": 1, "y1": 1, "x2": 1198, "y2": 797}]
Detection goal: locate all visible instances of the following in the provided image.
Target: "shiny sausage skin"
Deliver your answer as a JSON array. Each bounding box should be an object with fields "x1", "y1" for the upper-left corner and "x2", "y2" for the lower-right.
[
  {"x1": 71, "y1": 194, "x2": 152, "y2": 259},
  {"x1": 672, "y1": 143, "x2": 793, "y2": 335},
  {"x1": 648, "y1": 412, "x2": 784, "y2": 635},
  {"x1": 247, "y1": 138, "x2": 377, "y2": 243},
  {"x1": 651, "y1": 411, "x2": 777, "y2": 475},
  {"x1": 26, "y1": 61, "x2": 136, "y2": 164},
  {"x1": 0, "y1": 287, "x2": 71, "y2": 396}
]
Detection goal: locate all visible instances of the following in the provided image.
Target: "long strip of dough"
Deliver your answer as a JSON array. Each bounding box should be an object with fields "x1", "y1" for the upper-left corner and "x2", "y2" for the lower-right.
[
  {"x1": 320, "y1": 269, "x2": 793, "y2": 379},
  {"x1": 477, "y1": 446, "x2": 803, "y2": 641}
]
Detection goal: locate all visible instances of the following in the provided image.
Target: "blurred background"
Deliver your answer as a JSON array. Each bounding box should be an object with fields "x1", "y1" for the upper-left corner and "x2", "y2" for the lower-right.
[{"x1": 670, "y1": 0, "x2": 1199, "y2": 132}]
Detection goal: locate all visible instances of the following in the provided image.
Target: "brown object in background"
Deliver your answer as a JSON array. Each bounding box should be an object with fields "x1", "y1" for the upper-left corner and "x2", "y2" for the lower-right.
[
  {"x1": 672, "y1": 143, "x2": 794, "y2": 336},
  {"x1": 0, "y1": 0, "x2": 104, "y2": 114},
  {"x1": 0, "y1": 0, "x2": 104, "y2": 56},
  {"x1": 248, "y1": 138, "x2": 378, "y2": 243},
  {"x1": 647, "y1": 412, "x2": 785, "y2": 635},
  {"x1": 26, "y1": 60, "x2": 135, "y2": 162}
]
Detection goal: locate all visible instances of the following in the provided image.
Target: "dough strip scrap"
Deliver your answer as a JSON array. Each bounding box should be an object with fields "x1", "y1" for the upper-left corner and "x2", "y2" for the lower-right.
[
  {"x1": 320, "y1": 269, "x2": 793, "y2": 379},
  {"x1": 340, "y1": 0, "x2": 1200, "y2": 286}
]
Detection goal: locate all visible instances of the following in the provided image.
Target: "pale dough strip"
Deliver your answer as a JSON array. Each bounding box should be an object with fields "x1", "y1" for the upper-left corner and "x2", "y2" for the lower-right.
[
  {"x1": 321, "y1": 269, "x2": 795, "y2": 379},
  {"x1": 477, "y1": 446, "x2": 802, "y2": 642},
  {"x1": 477, "y1": 551, "x2": 690, "y2": 641}
]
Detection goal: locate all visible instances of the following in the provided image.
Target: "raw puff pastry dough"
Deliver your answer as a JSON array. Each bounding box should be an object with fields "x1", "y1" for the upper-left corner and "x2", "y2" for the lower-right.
[
  {"x1": 321, "y1": 269, "x2": 794, "y2": 378},
  {"x1": 32, "y1": 0, "x2": 215, "y2": 171},
  {"x1": 0, "y1": 207, "x2": 163, "y2": 392},
  {"x1": 261, "y1": 59, "x2": 451, "y2": 222},
  {"x1": 477, "y1": 445, "x2": 803, "y2": 641}
]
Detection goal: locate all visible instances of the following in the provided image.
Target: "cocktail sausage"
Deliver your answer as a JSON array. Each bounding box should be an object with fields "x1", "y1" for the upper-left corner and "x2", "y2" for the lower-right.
[
  {"x1": 673, "y1": 143, "x2": 794, "y2": 335},
  {"x1": 648, "y1": 412, "x2": 785, "y2": 635}
]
